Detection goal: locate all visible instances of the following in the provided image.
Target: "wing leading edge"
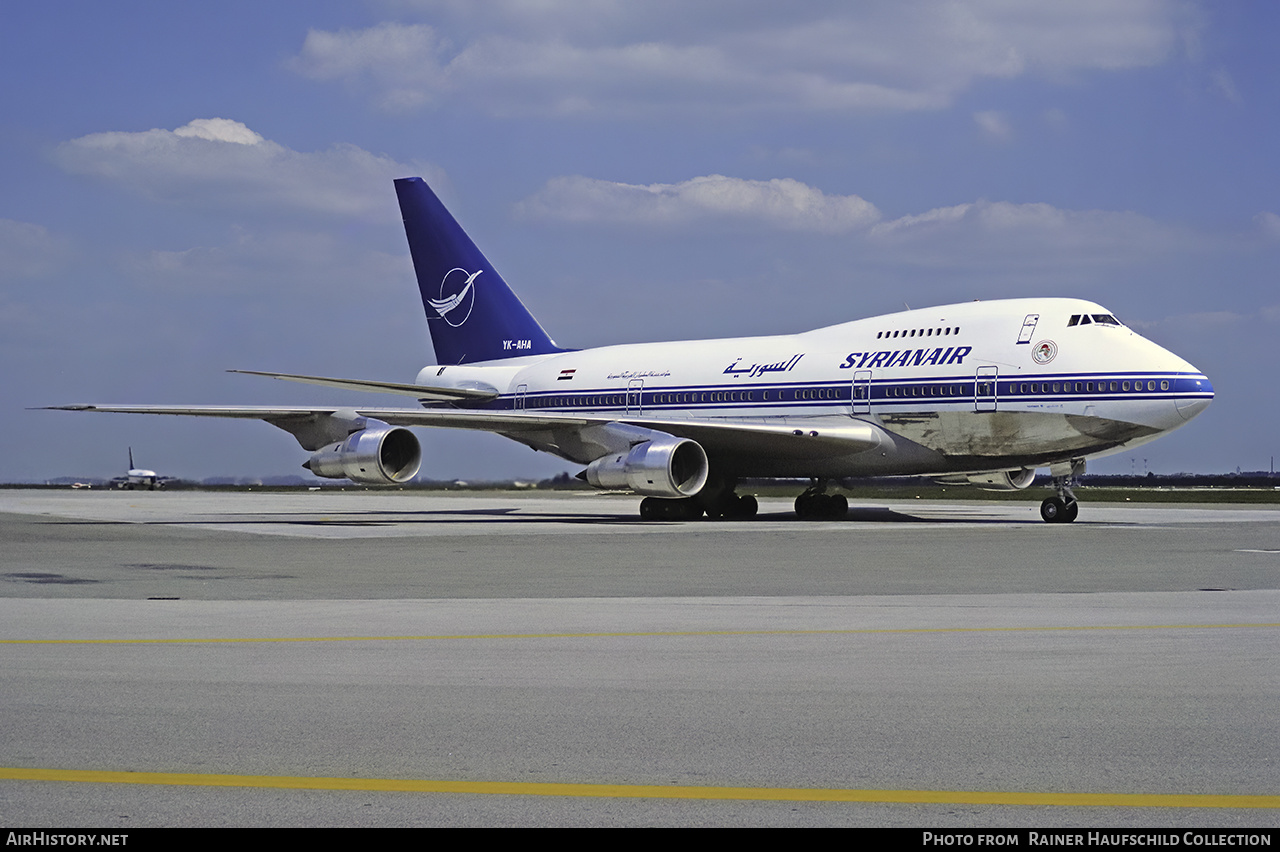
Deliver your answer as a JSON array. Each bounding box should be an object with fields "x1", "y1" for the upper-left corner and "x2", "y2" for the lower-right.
[
  {"x1": 226, "y1": 370, "x2": 498, "y2": 403},
  {"x1": 41, "y1": 404, "x2": 883, "y2": 460}
]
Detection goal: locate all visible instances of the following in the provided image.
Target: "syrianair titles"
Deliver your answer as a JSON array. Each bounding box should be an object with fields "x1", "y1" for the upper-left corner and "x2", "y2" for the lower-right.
[{"x1": 47, "y1": 177, "x2": 1213, "y2": 522}]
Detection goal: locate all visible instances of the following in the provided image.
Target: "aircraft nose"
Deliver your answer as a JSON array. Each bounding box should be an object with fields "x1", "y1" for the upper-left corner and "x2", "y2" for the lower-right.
[{"x1": 1175, "y1": 375, "x2": 1213, "y2": 421}]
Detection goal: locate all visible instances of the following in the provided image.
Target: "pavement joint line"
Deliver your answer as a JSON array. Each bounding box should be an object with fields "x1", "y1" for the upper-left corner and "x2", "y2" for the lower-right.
[
  {"x1": 1, "y1": 767, "x2": 1277, "y2": 808},
  {"x1": 3, "y1": 622, "x2": 1278, "y2": 644}
]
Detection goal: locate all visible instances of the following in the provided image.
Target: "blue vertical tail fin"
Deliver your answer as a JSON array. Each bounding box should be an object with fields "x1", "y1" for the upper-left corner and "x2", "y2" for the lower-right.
[{"x1": 395, "y1": 177, "x2": 567, "y2": 365}]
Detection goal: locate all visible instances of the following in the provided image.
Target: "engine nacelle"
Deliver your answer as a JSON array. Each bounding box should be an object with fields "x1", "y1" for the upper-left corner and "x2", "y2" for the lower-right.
[
  {"x1": 304, "y1": 421, "x2": 422, "y2": 484},
  {"x1": 583, "y1": 433, "x2": 709, "y2": 498},
  {"x1": 939, "y1": 468, "x2": 1037, "y2": 491}
]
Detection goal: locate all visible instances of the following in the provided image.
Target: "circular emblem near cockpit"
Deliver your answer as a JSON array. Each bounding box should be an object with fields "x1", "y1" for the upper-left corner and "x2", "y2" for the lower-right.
[{"x1": 1032, "y1": 340, "x2": 1058, "y2": 364}]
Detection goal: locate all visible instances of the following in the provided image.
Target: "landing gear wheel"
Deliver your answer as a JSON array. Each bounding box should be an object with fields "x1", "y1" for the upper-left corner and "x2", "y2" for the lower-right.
[
  {"x1": 1040, "y1": 497, "x2": 1065, "y2": 523},
  {"x1": 795, "y1": 492, "x2": 847, "y2": 520},
  {"x1": 639, "y1": 497, "x2": 703, "y2": 521},
  {"x1": 1043, "y1": 461, "x2": 1084, "y2": 524},
  {"x1": 702, "y1": 491, "x2": 758, "y2": 520},
  {"x1": 1062, "y1": 500, "x2": 1079, "y2": 523}
]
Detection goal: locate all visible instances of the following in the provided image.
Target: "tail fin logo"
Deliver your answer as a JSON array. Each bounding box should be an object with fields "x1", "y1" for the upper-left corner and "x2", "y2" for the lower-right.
[{"x1": 428, "y1": 268, "x2": 481, "y2": 328}]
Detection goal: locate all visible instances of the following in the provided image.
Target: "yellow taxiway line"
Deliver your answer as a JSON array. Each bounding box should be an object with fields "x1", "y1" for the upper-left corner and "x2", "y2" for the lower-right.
[{"x1": 2, "y1": 767, "x2": 1276, "y2": 808}]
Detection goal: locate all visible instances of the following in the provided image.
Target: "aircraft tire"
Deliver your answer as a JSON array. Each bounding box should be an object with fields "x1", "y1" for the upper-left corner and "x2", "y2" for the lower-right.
[
  {"x1": 669, "y1": 498, "x2": 702, "y2": 521},
  {"x1": 640, "y1": 497, "x2": 703, "y2": 521},
  {"x1": 795, "y1": 493, "x2": 846, "y2": 520},
  {"x1": 1062, "y1": 500, "x2": 1079, "y2": 523},
  {"x1": 1040, "y1": 497, "x2": 1065, "y2": 523},
  {"x1": 735, "y1": 494, "x2": 758, "y2": 519}
]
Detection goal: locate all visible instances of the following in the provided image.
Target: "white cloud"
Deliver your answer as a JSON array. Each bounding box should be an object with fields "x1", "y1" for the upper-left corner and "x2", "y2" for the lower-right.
[
  {"x1": 1254, "y1": 211, "x2": 1280, "y2": 240},
  {"x1": 122, "y1": 229, "x2": 409, "y2": 297},
  {"x1": 517, "y1": 172, "x2": 1208, "y2": 272},
  {"x1": 870, "y1": 199, "x2": 1174, "y2": 250},
  {"x1": 0, "y1": 219, "x2": 70, "y2": 279},
  {"x1": 861, "y1": 199, "x2": 1203, "y2": 278},
  {"x1": 1041, "y1": 107, "x2": 1069, "y2": 130},
  {"x1": 973, "y1": 110, "x2": 1013, "y2": 141},
  {"x1": 291, "y1": 2, "x2": 1189, "y2": 115},
  {"x1": 1210, "y1": 67, "x2": 1242, "y2": 104},
  {"x1": 289, "y1": 23, "x2": 453, "y2": 111},
  {"x1": 53, "y1": 119, "x2": 438, "y2": 220},
  {"x1": 516, "y1": 174, "x2": 880, "y2": 232},
  {"x1": 172, "y1": 117, "x2": 266, "y2": 145}
]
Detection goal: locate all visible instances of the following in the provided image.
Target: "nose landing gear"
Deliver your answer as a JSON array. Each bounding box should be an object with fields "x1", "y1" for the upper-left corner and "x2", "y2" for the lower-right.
[
  {"x1": 1040, "y1": 463, "x2": 1082, "y2": 523},
  {"x1": 1040, "y1": 494, "x2": 1079, "y2": 523}
]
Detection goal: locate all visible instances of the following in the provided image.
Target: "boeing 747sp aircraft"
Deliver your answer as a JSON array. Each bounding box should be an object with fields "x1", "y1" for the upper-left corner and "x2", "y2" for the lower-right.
[{"x1": 49, "y1": 177, "x2": 1213, "y2": 522}]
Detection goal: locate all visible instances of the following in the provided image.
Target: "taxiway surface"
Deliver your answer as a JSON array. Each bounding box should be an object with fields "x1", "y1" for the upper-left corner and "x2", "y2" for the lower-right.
[{"x1": 1, "y1": 490, "x2": 1277, "y2": 827}]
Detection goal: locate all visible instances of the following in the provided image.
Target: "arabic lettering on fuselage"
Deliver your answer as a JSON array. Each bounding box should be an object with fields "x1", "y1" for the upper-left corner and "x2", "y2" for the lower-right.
[
  {"x1": 838, "y1": 346, "x2": 973, "y2": 370},
  {"x1": 722, "y1": 354, "x2": 804, "y2": 378},
  {"x1": 604, "y1": 369, "x2": 673, "y2": 380}
]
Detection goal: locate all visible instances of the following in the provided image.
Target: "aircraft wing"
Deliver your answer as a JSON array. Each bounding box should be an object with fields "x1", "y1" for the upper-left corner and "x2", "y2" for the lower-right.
[
  {"x1": 40, "y1": 404, "x2": 581, "y2": 430},
  {"x1": 226, "y1": 370, "x2": 499, "y2": 402},
  {"x1": 623, "y1": 416, "x2": 883, "y2": 459},
  {"x1": 43, "y1": 404, "x2": 883, "y2": 460}
]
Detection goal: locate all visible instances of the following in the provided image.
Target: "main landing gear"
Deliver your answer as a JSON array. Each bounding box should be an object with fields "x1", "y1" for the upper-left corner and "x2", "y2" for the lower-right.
[
  {"x1": 639, "y1": 497, "x2": 704, "y2": 521},
  {"x1": 794, "y1": 481, "x2": 848, "y2": 520},
  {"x1": 638, "y1": 491, "x2": 759, "y2": 521},
  {"x1": 704, "y1": 492, "x2": 759, "y2": 519},
  {"x1": 1039, "y1": 472, "x2": 1080, "y2": 524}
]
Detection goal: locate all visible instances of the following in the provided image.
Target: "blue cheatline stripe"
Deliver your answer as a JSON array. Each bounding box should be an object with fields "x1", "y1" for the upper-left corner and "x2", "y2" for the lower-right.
[{"x1": 469, "y1": 372, "x2": 1208, "y2": 414}]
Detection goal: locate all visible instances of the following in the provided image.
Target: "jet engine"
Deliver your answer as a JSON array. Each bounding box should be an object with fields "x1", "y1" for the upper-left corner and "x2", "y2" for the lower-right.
[
  {"x1": 304, "y1": 420, "x2": 422, "y2": 485},
  {"x1": 583, "y1": 433, "x2": 709, "y2": 498},
  {"x1": 941, "y1": 468, "x2": 1037, "y2": 491}
]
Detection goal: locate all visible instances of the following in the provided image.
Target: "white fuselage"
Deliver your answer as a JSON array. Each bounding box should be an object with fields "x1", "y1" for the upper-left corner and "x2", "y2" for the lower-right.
[{"x1": 417, "y1": 298, "x2": 1212, "y2": 479}]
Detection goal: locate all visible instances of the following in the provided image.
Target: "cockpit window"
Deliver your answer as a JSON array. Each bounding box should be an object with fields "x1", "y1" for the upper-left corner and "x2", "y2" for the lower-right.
[{"x1": 1068, "y1": 313, "x2": 1123, "y2": 327}]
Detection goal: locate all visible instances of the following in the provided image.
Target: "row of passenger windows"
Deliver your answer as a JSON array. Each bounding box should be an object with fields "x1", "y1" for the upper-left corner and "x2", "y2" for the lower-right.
[
  {"x1": 524, "y1": 388, "x2": 844, "y2": 408},
  {"x1": 876, "y1": 326, "x2": 959, "y2": 339},
  {"x1": 887, "y1": 384, "x2": 966, "y2": 397},
  {"x1": 1009, "y1": 379, "x2": 1169, "y2": 394},
  {"x1": 518, "y1": 378, "x2": 1173, "y2": 408},
  {"x1": 526, "y1": 394, "x2": 626, "y2": 408}
]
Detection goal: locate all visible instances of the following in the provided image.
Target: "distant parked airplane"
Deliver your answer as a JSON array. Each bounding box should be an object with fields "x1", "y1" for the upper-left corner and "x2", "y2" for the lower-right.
[{"x1": 110, "y1": 448, "x2": 171, "y2": 490}]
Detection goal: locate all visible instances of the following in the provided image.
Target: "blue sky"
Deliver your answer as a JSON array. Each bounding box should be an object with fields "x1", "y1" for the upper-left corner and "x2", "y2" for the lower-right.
[{"x1": 3, "y1": 1, "x2": 1276, "y2": 482}]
